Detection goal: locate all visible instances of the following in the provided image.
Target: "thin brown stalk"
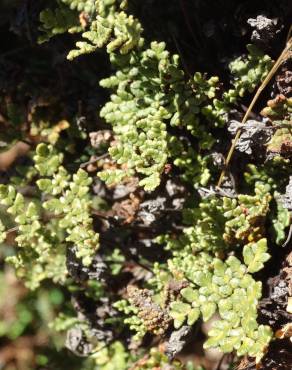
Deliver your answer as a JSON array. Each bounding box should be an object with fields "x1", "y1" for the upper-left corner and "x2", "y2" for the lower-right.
[{"x1": 217, "y1": 31, "x2": 292, "y2": 187}]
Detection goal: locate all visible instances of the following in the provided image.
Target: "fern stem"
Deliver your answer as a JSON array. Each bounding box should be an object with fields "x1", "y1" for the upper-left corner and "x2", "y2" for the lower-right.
[{"x1": 217, "y1": 34, "x2": 292, "y2": 187}]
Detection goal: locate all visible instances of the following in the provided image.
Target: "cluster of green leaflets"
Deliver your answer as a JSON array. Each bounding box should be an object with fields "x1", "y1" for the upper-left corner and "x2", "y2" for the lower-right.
[
  {"x1": 39, "y1": 6, "x2": 82, "y2": 43},
  {"x1": 113, "y1": 298, "x2": 147, "y2": 340},
  {"x1": 38, "y1": 0, "x2": 97, "y2": 43},
  {"x1": 1, "y1": 0, "x2": 290, "y2": 368},
  {"x1": 125, "y1": 181, "x2": 290, "y2": 361},
  {"x1": 97, "y1": 37, "x2": 272, "y2": 190},
  {"x1": 82, "y1": 341, "x2": 199, "y2": 370},
  {"x1": 169, "y1": 250, "x2": 272, "y2": 361},
  {"x1": 39, "y1": 0, "x2": 272, "y2": 191},
  {"x1": 158, "y1": 182, "x2": 273, "y2": 253},
  {"x1": 0, "y1": 143, "x2": 99, "y2": 288},
  {"x1": 0, "y1": 183, "x2": 67, "y2": 290},
  {"x1": 67, "y1": 0, "x2": 142, "y2": 59}
]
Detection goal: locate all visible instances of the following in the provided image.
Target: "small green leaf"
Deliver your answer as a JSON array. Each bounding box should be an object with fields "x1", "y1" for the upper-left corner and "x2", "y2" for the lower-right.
[
  {"x1": 181, "y1": 287, "x2": 199, "y2": 303},
  {"x1": 36, "y1": 179, "x2": 52, "y2": 192},
  {"x1": 170, "y1": 301, "x2": 190, "y2": 314},
  {"x1": 173, "y1": 314, "x2": 186, "y2": 329},
  {"x1": 201, "y1": 301, "x2": 216, "y2": 321},
  {"x1": 187, "y1": 308, "x2": 200, "y2": 325},
  {"x1": 243, "y1": 238, "x2": 270, "y2": 273},
  {"x1": 7, "y1": 193, "x2": 24, "y2": 215}
]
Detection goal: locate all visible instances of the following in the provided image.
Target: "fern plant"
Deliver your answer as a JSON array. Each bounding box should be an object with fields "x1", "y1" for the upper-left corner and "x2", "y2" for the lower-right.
[
  {"x1": 1, "y1": 0, "x2": 291, "y2": 369},
  {"x1": 38, "y1": 0, "x2": 273, "y2": 191},
  {"x1": 0, "y1": 143, "x2": 99, "y2": 288}
]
